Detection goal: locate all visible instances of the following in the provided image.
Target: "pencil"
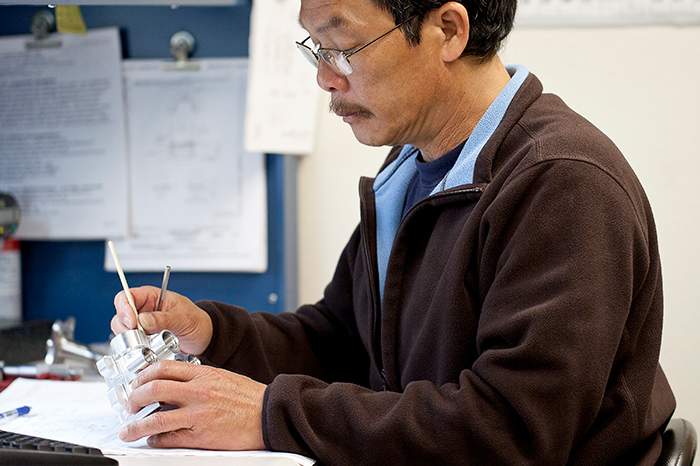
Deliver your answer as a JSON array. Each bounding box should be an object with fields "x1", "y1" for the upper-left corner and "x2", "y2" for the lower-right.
[{"x1": 107, "y1": 240, "x2": 143, "y2": 332}]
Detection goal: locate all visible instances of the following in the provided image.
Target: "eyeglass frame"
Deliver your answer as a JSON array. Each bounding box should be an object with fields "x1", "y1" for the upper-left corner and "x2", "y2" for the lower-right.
[{"x1": 296, "y1": 16, "x2": 415, "y2": 76}]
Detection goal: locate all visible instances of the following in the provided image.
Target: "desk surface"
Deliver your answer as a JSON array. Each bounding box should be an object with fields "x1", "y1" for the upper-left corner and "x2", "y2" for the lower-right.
[{"x1": 0, "y1": 378, "x2": 315, "y2": 466}]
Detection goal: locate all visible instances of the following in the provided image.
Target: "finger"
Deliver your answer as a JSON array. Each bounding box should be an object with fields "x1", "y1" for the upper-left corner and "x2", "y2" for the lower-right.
[
  {"x1": 146, "y1": 428, "x2": 199, "y2": 449},
  {"x1": 113, "y1": 286, "x2": 162, "y2": 329},
  {"x1": 143, "y1": 408, "x2": 200, "y2": 449},
  {"x1": 137, "y1": 311, "x2": 172, "y2": 334},
  {"x1": 113, "y1": 292, "x2": 136, "y2": 329},
  {"x1": 110, "y1": 313, "x2": 131, "y2": 334},
  {"x1": 126, "y1": 378, "x2": 186, "y2": 418},
  {"x1": 119, "y1": 406, "x2": 192, "y2": 443},
  {"x1": 126, "y1": 363, "x2": 207, "y2": 415},
  {"x1": 126, "y1": 286, "x2": 160, "y2": 312},
  {"x1": 134, "y1": 360, "x2": 203, "y2": 389},
  {"x1": 126, "y1": 363, "x2": 211, "y2": 416}
]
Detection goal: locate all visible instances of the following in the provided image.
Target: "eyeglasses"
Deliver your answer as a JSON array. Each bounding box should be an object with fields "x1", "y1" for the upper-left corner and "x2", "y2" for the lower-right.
[{"x1": 296, "y1": 17, "x2": 414, "y2": 76}]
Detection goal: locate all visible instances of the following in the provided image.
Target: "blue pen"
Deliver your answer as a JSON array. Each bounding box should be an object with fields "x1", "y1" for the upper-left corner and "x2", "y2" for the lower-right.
[{"x1": 0, "y1": 406, "x2": 31, "y2": 424}]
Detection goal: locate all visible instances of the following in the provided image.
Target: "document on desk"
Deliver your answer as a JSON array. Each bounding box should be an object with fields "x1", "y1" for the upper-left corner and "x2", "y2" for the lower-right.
[
  {"x1": 0, "y1": 378, "x2": 315, "y2": 465},
  {"x1": 107, "y1": 58, "x2": 267, "y2": 272},
  {"x1": 0, "y1": 27, "x2": 129, "y2": 239}
]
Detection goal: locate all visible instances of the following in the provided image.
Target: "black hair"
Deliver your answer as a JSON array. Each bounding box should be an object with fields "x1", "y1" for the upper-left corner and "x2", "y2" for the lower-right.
[{"x1": 371, "y1": 0, "x2": 517, "y2": 61}]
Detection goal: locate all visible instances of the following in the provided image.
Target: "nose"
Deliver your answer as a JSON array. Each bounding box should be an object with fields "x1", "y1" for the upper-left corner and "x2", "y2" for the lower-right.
[{"x1": 316, "y1": 60, "x2": 349, "y2": 93}]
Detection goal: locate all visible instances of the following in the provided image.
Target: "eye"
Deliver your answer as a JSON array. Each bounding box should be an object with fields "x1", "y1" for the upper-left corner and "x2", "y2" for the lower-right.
[
  {"x1": 308, "y1": 39, "x2": 320, "y2": 50},
  {"x1": 313, "y1": 33, "x2": 358, "y2": 53},
  {"x1": 341, "y1": 42, "x2": 363, "y2": 53}
]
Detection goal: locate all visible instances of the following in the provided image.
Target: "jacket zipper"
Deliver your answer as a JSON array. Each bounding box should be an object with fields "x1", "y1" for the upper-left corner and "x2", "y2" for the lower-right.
[
  {"x1": 363, "y1": 238, "x2": 387, "y2": 390},
  {"x1": 359, "y1": 178, "x2": 387, "y2": 390},
  {"x1": 403, "y1": 185, "x2": 485, "y2": 219},
  {"x1": 362, "y1": 180, "x2": 485, "y2": 392}
]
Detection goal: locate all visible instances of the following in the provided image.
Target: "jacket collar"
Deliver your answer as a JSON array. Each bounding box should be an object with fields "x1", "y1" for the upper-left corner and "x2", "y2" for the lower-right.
[
  {"x1": 373, "y1": 64, "x2": 530, "y2": 195},
  {"x1": 370, "y1": 64, "x2": 532, "y2": 301}
]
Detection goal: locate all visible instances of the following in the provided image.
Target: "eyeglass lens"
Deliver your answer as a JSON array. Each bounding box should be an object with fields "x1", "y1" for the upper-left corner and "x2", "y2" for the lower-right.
[
  {"x1": 297, "y1": 41, "x2": 319, "y2": 67},
  {"x1": 319, "y1": 50, "x2": 354, "y2": 75},
  {"x1": 296, "y1": 40, "x2": 354, "y2": 76}
]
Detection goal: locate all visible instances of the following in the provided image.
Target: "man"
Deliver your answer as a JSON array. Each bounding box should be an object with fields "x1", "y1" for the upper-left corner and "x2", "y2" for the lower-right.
[{"x1": 112, "y1": 0, "x2": 677, "y2": 462}]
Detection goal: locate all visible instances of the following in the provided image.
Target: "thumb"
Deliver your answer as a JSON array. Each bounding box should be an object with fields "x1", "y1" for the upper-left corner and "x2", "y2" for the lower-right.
[{"x1": 138, "y1": 312, "x2": 166, "y2": 333}]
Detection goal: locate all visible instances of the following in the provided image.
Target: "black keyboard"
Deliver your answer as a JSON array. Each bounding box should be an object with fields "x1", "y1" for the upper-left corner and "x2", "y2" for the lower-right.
[{"x1": 0, "y1": 429, "x2": 118, "y2": 465}]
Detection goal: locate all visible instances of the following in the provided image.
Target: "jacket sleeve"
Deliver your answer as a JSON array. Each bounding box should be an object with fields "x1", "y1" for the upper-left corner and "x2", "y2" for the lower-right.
[
  {"x1": 198, "y1": 226, "x2": 369, "y2": 386},
  {"x1": 261, "y1": 158, "x2": 674, "y2": 464}
]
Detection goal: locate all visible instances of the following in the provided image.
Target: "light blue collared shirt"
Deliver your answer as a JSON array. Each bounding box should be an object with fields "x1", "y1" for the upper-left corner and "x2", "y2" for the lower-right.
[{"x1": 372, "y1": 64, "x2": 530, "y2": 301}]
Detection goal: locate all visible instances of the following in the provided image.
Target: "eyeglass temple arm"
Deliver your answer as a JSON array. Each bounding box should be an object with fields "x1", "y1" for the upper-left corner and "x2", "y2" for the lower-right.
[{"x1": 345, "y1": 16, "x2": 414, "y2": 59}]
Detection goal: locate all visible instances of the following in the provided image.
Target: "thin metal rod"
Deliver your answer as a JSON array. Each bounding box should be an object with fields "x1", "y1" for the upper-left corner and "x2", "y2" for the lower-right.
[{"x1": 156, "y1": 265, "x2": 171, "y2": 313}]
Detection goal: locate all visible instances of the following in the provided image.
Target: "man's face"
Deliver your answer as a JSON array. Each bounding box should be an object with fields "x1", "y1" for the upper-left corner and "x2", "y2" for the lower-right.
[{"x1": 299, "y1": 0, "x2": 441, "y2": 148}]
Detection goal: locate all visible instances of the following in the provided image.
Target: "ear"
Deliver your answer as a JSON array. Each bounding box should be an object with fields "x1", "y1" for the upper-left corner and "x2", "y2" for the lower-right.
[{"x1": 430, "y1": 2, "x2": 469, "y2": 63}]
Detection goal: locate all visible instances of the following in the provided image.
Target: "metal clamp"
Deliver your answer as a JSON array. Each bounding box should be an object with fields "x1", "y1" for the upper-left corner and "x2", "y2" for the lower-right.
[
  {"x1": 164, "y1": 31, "x2": 200, "y2": 71},
  {"x1": 170, "y1": 31, "x2": 195, "y2": 62},
  {"x1": 30, "y1": 10, "x2": 55, "y2": 40},
  {"x1": 26, "y1": 10, "x2": 61, "y2": 49}
]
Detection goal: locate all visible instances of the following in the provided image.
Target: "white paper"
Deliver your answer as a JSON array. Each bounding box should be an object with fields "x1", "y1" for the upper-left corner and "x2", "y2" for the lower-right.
[
  {"x1": 108, "y1": 58, "x2": 267, "y2": 272},
  {"x1": 244, "y1": 0, "x2": 321, "y2": 155},
  {"x1": 0, "y1": 28, "x2": 129, "y2": 239},
  {"x1": 0, "y1": 378, "x2": 315, "y2": 465},
  {"x1": 516, "y1": 0, "x2": 700, "y2": 26}
]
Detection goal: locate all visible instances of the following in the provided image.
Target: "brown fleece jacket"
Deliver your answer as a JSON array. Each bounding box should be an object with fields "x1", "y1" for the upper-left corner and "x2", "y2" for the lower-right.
[{"x1": 198, "y1": 72, "x2": 675, "y2": 465}]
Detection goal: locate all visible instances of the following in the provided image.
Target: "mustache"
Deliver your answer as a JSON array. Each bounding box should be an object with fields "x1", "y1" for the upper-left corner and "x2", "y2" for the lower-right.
[{"x1": 329, "y1": 99, "x2": 373, "y2": 118}]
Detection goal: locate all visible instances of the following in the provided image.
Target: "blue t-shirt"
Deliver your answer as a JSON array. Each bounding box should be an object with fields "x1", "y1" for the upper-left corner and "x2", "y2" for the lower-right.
[{"x1": 402, "y1": 140, "x2": 466, "y2": 218}]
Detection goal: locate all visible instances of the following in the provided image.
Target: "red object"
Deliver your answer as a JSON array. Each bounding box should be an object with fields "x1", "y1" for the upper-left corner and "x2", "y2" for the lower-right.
[
  {"x1": 1, "y1": 237, "x2": 19, "y2": 252},
  {"x1": 36, "y1": 372, "x2": 79, "y2": 381},
  {"x1": 0, "y1": 373, "x2": 81, "y2": 392},
  {"x1": 0, "y1": 378, "x2": 15, "y2": 392}
]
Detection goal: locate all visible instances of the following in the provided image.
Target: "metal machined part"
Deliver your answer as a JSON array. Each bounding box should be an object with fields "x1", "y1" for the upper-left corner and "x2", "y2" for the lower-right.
[{"x1": 96, "y1": 329, "x2": 200, "y2": 424}]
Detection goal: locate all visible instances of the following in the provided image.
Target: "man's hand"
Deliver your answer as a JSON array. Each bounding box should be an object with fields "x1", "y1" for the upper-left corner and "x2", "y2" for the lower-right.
[
  {"x1": 111, "y1": 286, "x2": 214, "y2": 356},
  {"x1": 118, "y1": 361, "x2": 267, "y2": 451}
]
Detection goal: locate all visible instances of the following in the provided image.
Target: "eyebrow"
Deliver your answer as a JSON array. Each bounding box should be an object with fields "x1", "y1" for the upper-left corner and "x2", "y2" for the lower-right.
[{"x1": 298, "y1": 14, "x2": 349, "y2": 35}]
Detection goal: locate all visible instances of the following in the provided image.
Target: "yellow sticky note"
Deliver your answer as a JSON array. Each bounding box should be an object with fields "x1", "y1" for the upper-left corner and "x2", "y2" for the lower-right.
[{"x1": 55, "y1": 5, "x2": 87, "y2": 35}]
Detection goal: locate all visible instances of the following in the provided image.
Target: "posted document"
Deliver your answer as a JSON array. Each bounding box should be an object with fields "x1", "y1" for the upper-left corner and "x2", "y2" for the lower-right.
[
  {"x1": 108, "y1": 58, "x2": 267, "y2": 272},
  {"x1": 0, "y1": 27, "x2": 129, "y2": 239}
]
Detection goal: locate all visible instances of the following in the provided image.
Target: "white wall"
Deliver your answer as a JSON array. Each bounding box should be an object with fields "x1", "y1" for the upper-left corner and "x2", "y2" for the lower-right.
[
  {"x1": 297, "y1": 96, "x2": 386, "y2": 302},
  {"x1": 296, "y1": 24, "x2": 700, "y2": 430}
]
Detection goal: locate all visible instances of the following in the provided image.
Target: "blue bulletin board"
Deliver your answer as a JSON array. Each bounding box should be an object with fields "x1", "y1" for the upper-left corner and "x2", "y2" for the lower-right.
[{"x1": 0, "y1": 4, "x2": 298, "y2": 344}]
